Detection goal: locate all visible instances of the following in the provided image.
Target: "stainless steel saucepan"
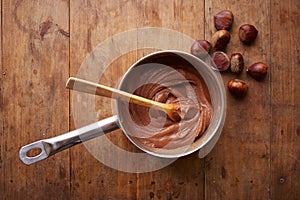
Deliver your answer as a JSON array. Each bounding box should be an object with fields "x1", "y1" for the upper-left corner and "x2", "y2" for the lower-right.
[{"x1": 19, "y1": 50, "x2": 226, "y2": 165}]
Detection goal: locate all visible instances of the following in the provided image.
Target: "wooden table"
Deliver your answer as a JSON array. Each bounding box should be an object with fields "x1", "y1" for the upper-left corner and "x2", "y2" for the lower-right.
[{"x1": 1, "y1": 0, "x2": 299, "y2": 199}]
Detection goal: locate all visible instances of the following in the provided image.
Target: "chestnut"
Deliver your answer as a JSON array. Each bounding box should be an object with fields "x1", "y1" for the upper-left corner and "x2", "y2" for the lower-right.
[
  {"x1": 214, "y1": 10, "x2": 234, "y2": 31},
  {"x1": 190, "y1": 40, "x2": 212, "y2": 59},
  {"x1": 211, "y1": 51, "x2": 230, "y2": 71},
  {"x1": 211, "y1": 30, "x2": 231, "y2": 51},
  {"x1": 246, "y1": 62, "x2": 268, "y2": 80},
  {"x1": 239, "y1": 24, "x2": 258, "y2": 44},
  {"x1": 230, "y1": 53, "x2": 244, "y2": 73},
  {"x1": 228, "y1": 79, "x2": 248, "y2": 97}
]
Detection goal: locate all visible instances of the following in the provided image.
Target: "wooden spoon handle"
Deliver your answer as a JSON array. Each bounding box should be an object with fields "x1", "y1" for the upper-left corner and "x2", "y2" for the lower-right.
[
  {"x1": 66, "y1": 77, "x2": 175, "y2": 112},
  {"x1": 67, "y1": 77, "x2": 126, "y2": 99}
]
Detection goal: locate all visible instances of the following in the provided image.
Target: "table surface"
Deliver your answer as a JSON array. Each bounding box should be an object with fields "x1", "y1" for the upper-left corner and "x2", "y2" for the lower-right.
[{"x1": 1, "y1": 0, "x2": 299, "y2": 199}]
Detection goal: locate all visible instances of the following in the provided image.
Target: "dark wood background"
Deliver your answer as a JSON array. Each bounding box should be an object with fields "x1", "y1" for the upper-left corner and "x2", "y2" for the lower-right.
[{"x1": 1, "y1": 0, "x2": 299, "y2": 199}]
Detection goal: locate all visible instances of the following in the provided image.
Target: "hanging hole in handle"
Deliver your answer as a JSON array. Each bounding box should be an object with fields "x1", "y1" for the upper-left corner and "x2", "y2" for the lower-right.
[
  {"x1": 19, "y1": 141, "x2": 49, "y2": 165},
  {"x1": 26, "y1": 147, "x2": 43, "y2": 157}
]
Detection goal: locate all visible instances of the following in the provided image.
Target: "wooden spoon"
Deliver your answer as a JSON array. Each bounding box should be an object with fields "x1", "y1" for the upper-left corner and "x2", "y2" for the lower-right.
[{"x1": 66, "y1": 77, "x2": 182, "y2": 121}]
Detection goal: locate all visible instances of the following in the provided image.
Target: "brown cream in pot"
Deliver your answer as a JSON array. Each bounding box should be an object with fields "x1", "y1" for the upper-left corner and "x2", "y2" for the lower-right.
[{"x1": 119, "y1": 53, "x2": 213, "y2": 150}]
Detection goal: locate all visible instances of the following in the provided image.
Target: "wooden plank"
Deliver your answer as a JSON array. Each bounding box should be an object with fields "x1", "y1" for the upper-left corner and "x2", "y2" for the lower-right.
[
  {"x1": 0, "y1": 0, "x2": 4, "y2": 198},
  {"x1": 204, "y1": 0, "x2": 271, "y2": 199},
  {"x1": 69, "y1": 0, "x2": 138, "y2": 199},
  {"x1": 136, "y1": 1, "x2": 206, "y2": 199},
  {"x1": 270, "y1": 0, "x2": 300, "y2": 199},
  {"x1": 1, "y1": 0, "x2": 298, "y2": 199},
  {"x1": 2, "y1": 0, "x2": 70, "y2": 198}
]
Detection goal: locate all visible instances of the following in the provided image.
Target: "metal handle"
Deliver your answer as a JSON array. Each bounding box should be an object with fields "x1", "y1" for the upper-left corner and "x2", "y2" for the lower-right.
[{"x1": 19, "y1": 116, "x2": 119, "y2": 165}]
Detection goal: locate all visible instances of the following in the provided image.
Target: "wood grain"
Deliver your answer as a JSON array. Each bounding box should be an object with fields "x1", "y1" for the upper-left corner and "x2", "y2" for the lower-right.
[
  {"x1": 0, "y1": 0, "x2": 4, "y2": 197},
  {"x1": 1, "y1": 0, "x2": 300, "y2": 199},
  {"x1": 70, "y1": 0, "x2": 138, "y2": 199},
  {"x1": 135, "y1": 1, "x2": 206, "y2": 200},
  {"x1": 270, "y1": 0, "x2": 300, "y2": 199},
  {"x1": 204, "y1": 0, "x2": 271, "y2": 199},
  {"x1": 2, "y1": 0, "x2": 70, "y2": 198}
]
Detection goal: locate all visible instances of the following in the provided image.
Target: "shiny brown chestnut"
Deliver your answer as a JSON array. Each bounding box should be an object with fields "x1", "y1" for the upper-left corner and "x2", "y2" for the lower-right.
[
  {"x1": 190, "y1": 40, "x2": 212, "y2": 59},
  {"x1": 211, "y1": 30, "x2": 231, "y2": 51},
  {"x1": 246, "y1": 62, "x2": 268, "y2": 80},
  {"x1": 211, "y1": 51, "x2": 230, "y2": 71},
  {"x1": 230, "y1": 53, "x2": 244, "y2": 73},
  {"x1": 214, "y1": 10, "x2": 234, "y2": 31},
  {"x1": 239, "y1": 24, "x2": 258, "y2": 44},
  {"x1": 228, "y1": 79, "x2": 248, "y2": 97}
]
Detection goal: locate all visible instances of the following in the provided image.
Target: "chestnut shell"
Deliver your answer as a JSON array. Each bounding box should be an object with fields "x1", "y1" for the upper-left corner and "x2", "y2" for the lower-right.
[
  {"x1": 230, "y1": 53, "x2": 244, "y2": 73},
  {"x1": 190, "y1": 40, "x2": 212, "y2": 59},
  {"x1": 228, "y1": 79, "x2": 248, "y2": 97},
  {"x1": 214, "y1": 10, "x2": 234, "y2": 31},
  {"x1": 211, "y1": 30, "x2": 231, "y2": 51},
  {"x1": 211, "y1": 51, "x2": 230, "y2": 71},
  {"x1": 239, "y1": 24, "x2": 258, "y2": 44},
  {"x1": 246, "y1": 62, "x2": 268, "y2": 80}
]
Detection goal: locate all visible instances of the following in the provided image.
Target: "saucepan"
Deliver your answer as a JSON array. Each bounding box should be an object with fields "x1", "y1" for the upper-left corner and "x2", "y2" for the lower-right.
[{"x1": 19, "y1": 50, "x2": 226, "y2": 165}]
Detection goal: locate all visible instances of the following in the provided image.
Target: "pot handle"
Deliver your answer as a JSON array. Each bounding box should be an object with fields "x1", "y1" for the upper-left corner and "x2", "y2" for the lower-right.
[{"x1": 19, "y1": 115, "x2": 119, "y2": 165}]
